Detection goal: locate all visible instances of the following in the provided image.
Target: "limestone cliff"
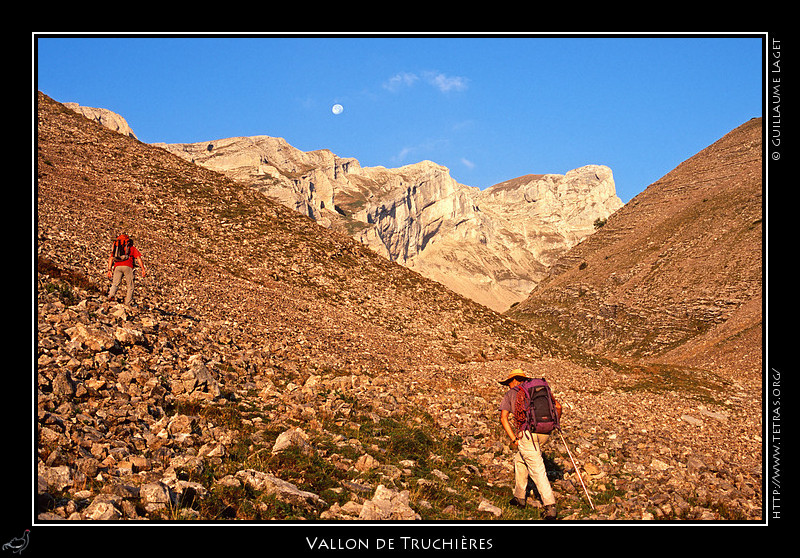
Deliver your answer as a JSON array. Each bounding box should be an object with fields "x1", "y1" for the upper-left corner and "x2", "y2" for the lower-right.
[
  {"x1": 411, "y1": 165, "x2": 623, "y2": 311},
  {"x1": 154, "y1": 135, "x2": 623, "y2": 311},
  {"x1": 63, "y1": 102, "x2": 138, "y2": 140}
]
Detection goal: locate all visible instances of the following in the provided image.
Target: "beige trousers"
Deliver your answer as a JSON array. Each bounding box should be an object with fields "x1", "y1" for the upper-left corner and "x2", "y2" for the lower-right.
[
  {"x1": 109, "y1": 265, "x2": 135, "y2": 304},
  {"x1": 513, "y1": 431, "x2": 555, "y2": 506}
]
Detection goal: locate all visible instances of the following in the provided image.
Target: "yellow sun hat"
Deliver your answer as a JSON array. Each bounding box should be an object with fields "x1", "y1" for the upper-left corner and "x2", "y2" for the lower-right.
[{"x1": 499, "y1": 368, "x2": 531, "y2": 385}]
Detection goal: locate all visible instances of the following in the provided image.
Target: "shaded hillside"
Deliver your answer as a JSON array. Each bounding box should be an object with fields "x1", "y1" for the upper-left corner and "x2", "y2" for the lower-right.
[{"x1": 508, "y1": 118, "x2": 763, "y2": 380}]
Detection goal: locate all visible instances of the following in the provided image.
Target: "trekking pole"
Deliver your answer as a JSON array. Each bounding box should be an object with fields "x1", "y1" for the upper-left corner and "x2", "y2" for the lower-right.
[{"x1": 558, "y1": 430, "x2": 595, "y2": 511}]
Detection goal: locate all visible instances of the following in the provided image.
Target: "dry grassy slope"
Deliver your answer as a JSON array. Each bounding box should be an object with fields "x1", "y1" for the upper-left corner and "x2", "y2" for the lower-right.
[
  {"x1": 36, "y1": 92, "x2": 561, "y2": 376},
  {"x1": 508, "y1": 118, "x2": 763, "y2": 380}
]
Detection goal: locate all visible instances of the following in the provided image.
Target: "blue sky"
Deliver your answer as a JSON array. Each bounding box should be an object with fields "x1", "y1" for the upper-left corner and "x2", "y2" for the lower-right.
[{"x1": 35, "y1": 34, "x2": 764, "y2": 203}]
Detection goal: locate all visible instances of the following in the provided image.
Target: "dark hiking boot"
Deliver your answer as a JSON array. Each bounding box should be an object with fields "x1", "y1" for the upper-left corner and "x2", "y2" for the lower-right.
[
  {"x1": 508, "y1": 497, "x2": 526, "y2": 509},
  {"x1": 543, "y1": 504, "x2": 558, "y2": 521}
]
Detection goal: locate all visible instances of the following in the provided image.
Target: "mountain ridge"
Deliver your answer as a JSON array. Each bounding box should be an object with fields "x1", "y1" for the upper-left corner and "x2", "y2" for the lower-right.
[{"x1": 153, "y1": 134, "x2": 622, "y2": 311}]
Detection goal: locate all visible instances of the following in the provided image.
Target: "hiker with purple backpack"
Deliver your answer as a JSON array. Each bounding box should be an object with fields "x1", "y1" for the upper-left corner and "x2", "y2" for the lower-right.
[{"x1": 498, "y1": 369, "x2": 562, "y2": 520}]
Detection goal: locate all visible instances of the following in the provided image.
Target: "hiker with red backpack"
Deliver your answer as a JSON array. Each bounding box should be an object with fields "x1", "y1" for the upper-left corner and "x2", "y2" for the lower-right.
[
  {"x1": 498, "y1": 369, "x2": 562, "y2": 520},
  {"x1": 106, "y1": 233, "x2": 146, "y2": 305}
]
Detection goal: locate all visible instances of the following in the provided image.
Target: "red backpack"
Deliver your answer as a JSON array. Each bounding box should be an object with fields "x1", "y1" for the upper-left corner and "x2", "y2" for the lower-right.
[{"x1": 111, "y1": 235, "x2": 135, "y2": 265}]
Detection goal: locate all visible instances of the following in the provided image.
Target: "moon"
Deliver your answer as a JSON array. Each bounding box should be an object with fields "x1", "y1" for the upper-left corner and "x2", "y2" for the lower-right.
[{"x1": 331, "y1": 104, "x2": 344, "y2": 115}]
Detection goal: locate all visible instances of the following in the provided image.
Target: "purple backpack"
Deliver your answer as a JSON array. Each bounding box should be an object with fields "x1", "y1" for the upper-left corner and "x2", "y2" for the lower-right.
[{"x1": 514, "y1": 378, "x2": 560, "y2": 434}]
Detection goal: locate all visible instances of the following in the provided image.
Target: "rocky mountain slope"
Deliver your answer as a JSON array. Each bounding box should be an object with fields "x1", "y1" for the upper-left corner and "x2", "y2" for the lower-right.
[
  {"x1": 508, "y1": 118, "x2": 763, "y2": 382},
  {"x1": 154, "y1": 136, "x2": 622, "y2": 312},
  {"x1": 35, "y1": 92, "x2": 762, "y2": 529}
]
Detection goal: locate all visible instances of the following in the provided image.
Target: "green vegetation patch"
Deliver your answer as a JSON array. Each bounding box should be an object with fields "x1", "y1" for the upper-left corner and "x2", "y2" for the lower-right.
[{"x1": 616, "y1": 363, "x2": 731, "y2": 404}]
